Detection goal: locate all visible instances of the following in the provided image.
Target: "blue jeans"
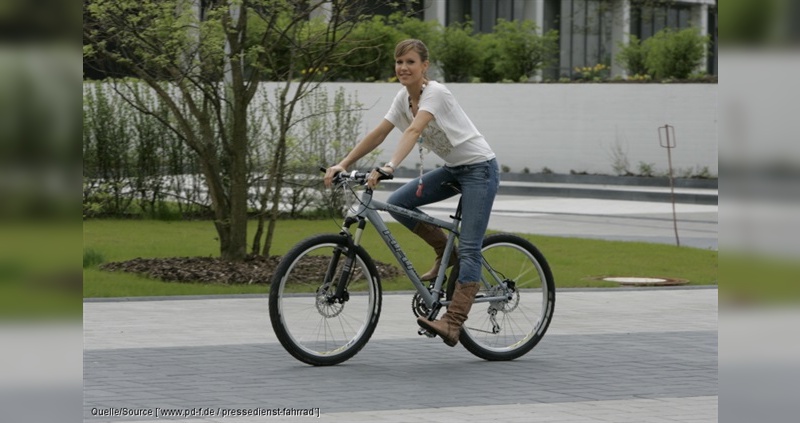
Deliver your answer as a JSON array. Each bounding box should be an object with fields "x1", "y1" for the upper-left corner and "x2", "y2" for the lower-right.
[{"x1": 387, "y1": 158, "x2": 500, "y2": 284}]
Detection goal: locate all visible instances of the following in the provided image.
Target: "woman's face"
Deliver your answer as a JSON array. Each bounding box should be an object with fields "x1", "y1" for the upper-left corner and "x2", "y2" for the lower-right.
[{"x1": 395, "y1": 50, "x2": 428, "y2": 87}]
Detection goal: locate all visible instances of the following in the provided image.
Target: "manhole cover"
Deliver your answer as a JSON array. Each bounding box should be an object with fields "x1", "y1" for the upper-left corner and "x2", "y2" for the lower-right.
[{"x1": 599, "y1": 276, "x2": 689, "y2": 286}]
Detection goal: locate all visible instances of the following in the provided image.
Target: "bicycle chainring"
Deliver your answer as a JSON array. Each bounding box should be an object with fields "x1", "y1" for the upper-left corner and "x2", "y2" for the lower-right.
[{"x1": 411, "y1": 292, "x2": 429, "y2": 318}]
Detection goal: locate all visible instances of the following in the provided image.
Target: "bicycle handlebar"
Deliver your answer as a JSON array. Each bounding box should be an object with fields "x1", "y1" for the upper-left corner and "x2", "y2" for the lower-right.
[{"x1": 320, "y1": 167, "x2": 394, "y2": 186}]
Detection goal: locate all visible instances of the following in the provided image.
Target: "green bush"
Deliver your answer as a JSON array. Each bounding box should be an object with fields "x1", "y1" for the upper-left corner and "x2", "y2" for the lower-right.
[
  {"x1": 334, "y1": 15, "x2": 403, "y2": 81},
  {"x1": 389, "y1": 12, "x2": 441, "y2": 47},
  {"x1": 433, "y1": 21, "x2": 480, "y2": 82},
  {"x1": 476, "y1": 32, "x2": 503, "y2": 83},
  {"x1": 615, "y1": 34, "x2": 649, "y2": 77},
  {"x1": 645, "y1": 28, "x2": 710, "y2": 80},
  {"x1": 491, "y1": 19, "x2": 558, "y2": 82},
  {"x1": 618, "y1": 28, "x2": 710, "y2": 80}
]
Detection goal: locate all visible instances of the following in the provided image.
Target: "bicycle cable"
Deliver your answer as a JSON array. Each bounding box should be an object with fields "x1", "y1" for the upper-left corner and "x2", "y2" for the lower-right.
[{"x1": 326, "y1": 177, "x2": 380, "y2": 232}]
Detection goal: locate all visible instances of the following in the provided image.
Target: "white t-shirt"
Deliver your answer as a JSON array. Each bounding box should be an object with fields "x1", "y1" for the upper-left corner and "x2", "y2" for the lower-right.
[{"x1": 384, "y1": 81, "x2": 495, "y2": 166}]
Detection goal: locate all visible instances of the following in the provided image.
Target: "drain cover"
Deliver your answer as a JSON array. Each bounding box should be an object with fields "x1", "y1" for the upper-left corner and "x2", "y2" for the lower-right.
[{"x1": 600, "y1": 277, "x2": 688, "y2": 286}]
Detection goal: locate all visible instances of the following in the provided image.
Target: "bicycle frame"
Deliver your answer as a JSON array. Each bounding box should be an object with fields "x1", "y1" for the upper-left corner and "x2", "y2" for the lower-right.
[{"x1": 339, "y1": 184, "x2": 510, "y2": 312}]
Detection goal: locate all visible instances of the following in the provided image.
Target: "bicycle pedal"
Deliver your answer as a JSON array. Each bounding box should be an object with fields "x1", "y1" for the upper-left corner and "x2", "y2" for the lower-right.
[{"x1": 417, "y1": 328, "x2": 436, "y2": 338}]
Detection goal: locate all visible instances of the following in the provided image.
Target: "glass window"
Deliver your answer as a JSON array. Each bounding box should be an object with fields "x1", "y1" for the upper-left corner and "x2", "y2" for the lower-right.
[
  {"x1": 678, "y1": 8, "x2": 690, "y2": 28},
  {"x1": 667, "y1": 8, "x2": 679, "y2": 28},
  {"x1": 653, "y1": 7, "x2": 667, "y2": 34},
  {"x1": 630, "y1": 6, "x2": 642, "y2": 39},
  {"x1": 447, "y1": 0, "x2": 523, "y2": 33},
  {"x1": 446, "y1": 0, "x2": 470, "y2": 26},
  {"x1": 479, "y1": 0, "x2": 497, "y2": 33},
  {"x1": 640, "y1": 5, "x2": 654, "y2": 39},
  {"x1": 498, "y1": 0, "x2": 513, "y2": 21},
  {"x1": 557, "y1": 0, "x2": 614, "y2": 78},
  {"x1": 631, "y1": 1, "x2": 694, "y2": 40}
]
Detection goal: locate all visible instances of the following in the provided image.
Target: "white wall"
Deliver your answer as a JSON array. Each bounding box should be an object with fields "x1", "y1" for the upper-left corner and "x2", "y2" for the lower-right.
[{"x1": 299, "y1": 82, "x2": 718, "y2": 176}]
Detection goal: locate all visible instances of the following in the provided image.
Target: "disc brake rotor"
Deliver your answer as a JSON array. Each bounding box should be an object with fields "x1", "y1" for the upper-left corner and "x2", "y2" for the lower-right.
[{"x1": 315, "y1": 289, "x2": 344, "y2": 318}]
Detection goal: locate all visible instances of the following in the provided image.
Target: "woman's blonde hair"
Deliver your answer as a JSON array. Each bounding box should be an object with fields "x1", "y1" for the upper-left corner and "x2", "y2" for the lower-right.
[{"x1": 394, "y1": 39, "x2": 429, "y2": 62}]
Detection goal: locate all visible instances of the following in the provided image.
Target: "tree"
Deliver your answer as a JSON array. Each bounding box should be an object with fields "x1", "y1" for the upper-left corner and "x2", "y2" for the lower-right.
[{"x1": 84, "y1": 0, "x2": 395, "y2": 260}]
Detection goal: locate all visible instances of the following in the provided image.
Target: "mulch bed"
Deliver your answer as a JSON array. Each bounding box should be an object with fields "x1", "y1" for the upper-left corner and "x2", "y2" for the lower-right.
[{"x1": 99, "y1": 255, "x2": 402, "y2": 285}]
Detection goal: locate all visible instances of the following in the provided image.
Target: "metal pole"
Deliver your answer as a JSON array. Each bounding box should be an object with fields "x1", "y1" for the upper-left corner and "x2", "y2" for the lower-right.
[{"x1": 659, "y1": 124, "x2": 680, "y2": 247}]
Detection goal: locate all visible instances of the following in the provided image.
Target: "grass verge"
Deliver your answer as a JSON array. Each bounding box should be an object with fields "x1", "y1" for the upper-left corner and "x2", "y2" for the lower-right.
[{"x1": 83, "y1": 219, "x2": 717, "y2": 298}]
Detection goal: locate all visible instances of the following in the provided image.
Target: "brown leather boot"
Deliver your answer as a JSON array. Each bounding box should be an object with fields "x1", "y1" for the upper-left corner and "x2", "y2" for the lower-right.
[
  {"x1": 412, "y1": 222, "x2": 458, "y2": 281},
  {"x1": 417, "y1": 281, "x2": 480, "y2": 347}
]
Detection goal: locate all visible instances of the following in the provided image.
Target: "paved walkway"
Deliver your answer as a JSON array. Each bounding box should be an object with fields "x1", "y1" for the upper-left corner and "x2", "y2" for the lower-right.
[
  {"x1": 375, "y1": 192, "x2": 718, "y2": 250},
  {"x1": 84, "y1": 194, "x2": 718, "y2": 422},
  {"x1": 84, "y1": 287, "x2": 717, "y2": 422}
]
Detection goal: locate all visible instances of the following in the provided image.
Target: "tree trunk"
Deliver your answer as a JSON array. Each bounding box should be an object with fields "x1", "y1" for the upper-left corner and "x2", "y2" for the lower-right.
[
  {"x1": 261, "y1": 132, "x2": 288, "y2": 257},
  {"x1": 250, "y1": 176, "x2": 271, "y2": 255},
  {"x1": 261, "y1": 81, "x2": 298, "y2": 257},
  {"x1": 219, "y1": 5, "x2": 250, "y2": 261}
]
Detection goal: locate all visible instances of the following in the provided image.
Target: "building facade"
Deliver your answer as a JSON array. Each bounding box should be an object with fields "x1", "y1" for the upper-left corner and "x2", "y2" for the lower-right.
[{"x1": 392, "y1": 0, "x2": 717, "y2": 79}]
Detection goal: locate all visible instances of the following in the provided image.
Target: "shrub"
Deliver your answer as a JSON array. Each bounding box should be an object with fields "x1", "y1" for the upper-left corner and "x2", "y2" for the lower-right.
[
  {"x1": 637, "y1": 161, "x2": 656, "y2": 177},
  {"x1": 616, "y1": 34, "x2": 649, "y2": 77},
  {"x1": 389, "y1": 12, "x2": 441, "y2": 47},
  {"x1": 433, "y1": 21, "x2": 480, "y2": 82},
  {"x1": 491, "y1": 19, "x2": 558, "y2": 82},
  {"x1": 334, "y1": 15, "x2": 403, "y2": 81},
  {"x1": 475, "y1": 32, "x2": 503, "y2": 83},
  {"x1": 644, "y1": 28, "x2": 710, "y2": 80},
  {"x1": 618, "y1": 28, "x2": 710, "y2": 81}
]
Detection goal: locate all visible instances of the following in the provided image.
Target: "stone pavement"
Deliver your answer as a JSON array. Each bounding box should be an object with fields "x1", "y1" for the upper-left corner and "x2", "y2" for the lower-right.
[
  {"x1": 84, "y1": 193, "x2": 718, "y2": 422},
  {"x1": 83, "y1": 287, "x2": 717, "y2": 422}
]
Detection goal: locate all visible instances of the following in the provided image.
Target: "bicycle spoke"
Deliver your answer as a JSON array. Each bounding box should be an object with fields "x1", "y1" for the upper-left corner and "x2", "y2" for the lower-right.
[
  {"x1": 460, "y1": 235, "x2": 555, "y2": 360},
  {"x1": 269, "y1": 235, "x2": 382, "y2": 365}
]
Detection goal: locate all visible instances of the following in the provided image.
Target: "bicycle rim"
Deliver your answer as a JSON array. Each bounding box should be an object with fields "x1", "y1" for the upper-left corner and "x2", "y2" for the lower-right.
[
  {"x1": 461, "y1": 235, "x2": 555, "y2": 359},
  {"x1": 271, "y1": 238, "x2": 380, "y2": 365}
]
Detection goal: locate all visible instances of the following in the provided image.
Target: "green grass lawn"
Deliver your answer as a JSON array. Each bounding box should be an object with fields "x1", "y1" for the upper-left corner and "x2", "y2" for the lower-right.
[
  {"x1": 2, "y1": 222, "x2": 82, "y2": 318},
  {"x1": 83, "y1": 219, "x2": 717, "y2": 298}
]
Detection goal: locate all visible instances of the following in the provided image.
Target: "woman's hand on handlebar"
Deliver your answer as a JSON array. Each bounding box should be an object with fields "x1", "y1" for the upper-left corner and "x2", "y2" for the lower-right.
[
  {"x1": 324, "y1": 164, "x2": 346, "y2": 188},
  {"x1": 367, "y1": 166, "x2": 393, "y2": 190}
]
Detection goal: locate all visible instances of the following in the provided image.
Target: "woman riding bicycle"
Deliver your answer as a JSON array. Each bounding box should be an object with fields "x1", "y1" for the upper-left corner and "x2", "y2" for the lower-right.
[{"x1": 324, "y1": 39, "x2": 500, "y2": 347}]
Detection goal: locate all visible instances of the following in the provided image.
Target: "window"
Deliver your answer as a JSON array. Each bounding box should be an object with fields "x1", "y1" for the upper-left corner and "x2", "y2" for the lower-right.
[
  {"x1": 556, "y1": 0, "x2": 613, "y2": 78},
  {"x1": 630, "y1": 0, "x2": 693, "y2": 40},
  {"x1": 447, "y1": 0, "x2": 518, "y2": 32}
]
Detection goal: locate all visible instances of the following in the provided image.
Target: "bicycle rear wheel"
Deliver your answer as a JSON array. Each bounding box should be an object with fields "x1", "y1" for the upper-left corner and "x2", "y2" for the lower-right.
[
  {"x1": 460, "y1": 233, "x2": 555, "y2": 361},
  {"x1": 269, "y1": 234, "x2": 382, "y2": 366}
]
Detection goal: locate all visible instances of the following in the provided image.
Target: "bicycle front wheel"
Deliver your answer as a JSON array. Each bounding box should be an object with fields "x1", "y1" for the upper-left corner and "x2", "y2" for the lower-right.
[
  {"x1": 460, "y1": 233, "x2": 555, "y2": 361},
  {"x1": 269, "y1": 234, "x2": 382, "y2": 366}
]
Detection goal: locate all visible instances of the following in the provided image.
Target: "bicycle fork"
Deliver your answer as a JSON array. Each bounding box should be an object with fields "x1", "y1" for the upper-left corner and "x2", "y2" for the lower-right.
[{"x1": 324, "y1": 216, "x2": 366, "y2": 304}]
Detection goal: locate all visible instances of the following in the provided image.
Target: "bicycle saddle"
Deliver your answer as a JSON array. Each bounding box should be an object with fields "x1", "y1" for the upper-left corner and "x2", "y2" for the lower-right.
[{"x1": 442, "y1": 181, "x2": 461, "y2": 194}]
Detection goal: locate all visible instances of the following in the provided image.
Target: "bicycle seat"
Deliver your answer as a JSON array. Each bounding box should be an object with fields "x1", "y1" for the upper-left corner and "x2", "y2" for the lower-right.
[{"x1": 442, "y1": 181, "x2": 461, "y2": 194}]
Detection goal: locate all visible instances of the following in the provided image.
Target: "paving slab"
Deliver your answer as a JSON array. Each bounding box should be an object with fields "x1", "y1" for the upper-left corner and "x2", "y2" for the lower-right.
[{"x1": 84, "y1": 288, "x2": 717, "y2": 422}]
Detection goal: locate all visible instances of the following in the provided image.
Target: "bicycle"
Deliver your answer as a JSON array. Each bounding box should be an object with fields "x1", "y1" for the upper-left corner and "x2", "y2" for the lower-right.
[{"x1": 269, "y1": 169, "x2": 555, "y2": 366}]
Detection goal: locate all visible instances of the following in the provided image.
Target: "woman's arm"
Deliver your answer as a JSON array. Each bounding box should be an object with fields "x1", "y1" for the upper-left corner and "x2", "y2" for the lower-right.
[
  {"x1": 367, "y1": 110, "x2": 434, "y2": 189},
  {"x1": 324, "y1": 119, "x2": 394, "y2": 187}
]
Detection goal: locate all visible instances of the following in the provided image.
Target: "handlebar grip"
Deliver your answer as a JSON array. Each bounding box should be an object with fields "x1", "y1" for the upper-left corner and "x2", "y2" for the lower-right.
[{"x1": 375, "y1": 167, "x2": 394, "y2": 181}]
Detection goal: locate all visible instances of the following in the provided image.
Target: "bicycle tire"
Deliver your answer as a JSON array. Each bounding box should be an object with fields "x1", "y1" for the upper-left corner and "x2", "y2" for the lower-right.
[
  {"x1": 459, "y1": 233, "x2": 555, "y2": 361},
  {"x1": 269, "y1": 234, "x2": 382, "y2": 366}
]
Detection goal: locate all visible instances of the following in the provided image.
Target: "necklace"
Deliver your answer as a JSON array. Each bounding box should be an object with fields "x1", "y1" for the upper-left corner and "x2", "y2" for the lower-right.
[{"x1": 408, "y1": 83, "x2": 427, "y2": 197}]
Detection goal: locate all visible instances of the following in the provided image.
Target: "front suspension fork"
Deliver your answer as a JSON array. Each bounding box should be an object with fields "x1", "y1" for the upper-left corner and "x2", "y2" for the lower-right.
[{"x1": 328, "y1": 217, "x2": 366, "y2": 303}]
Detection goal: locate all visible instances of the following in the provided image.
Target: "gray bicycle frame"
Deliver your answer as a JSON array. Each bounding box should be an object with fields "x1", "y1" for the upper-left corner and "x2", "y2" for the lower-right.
[{"x1": 344, "y1": 187, "x2": 508, "y2": 309}]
